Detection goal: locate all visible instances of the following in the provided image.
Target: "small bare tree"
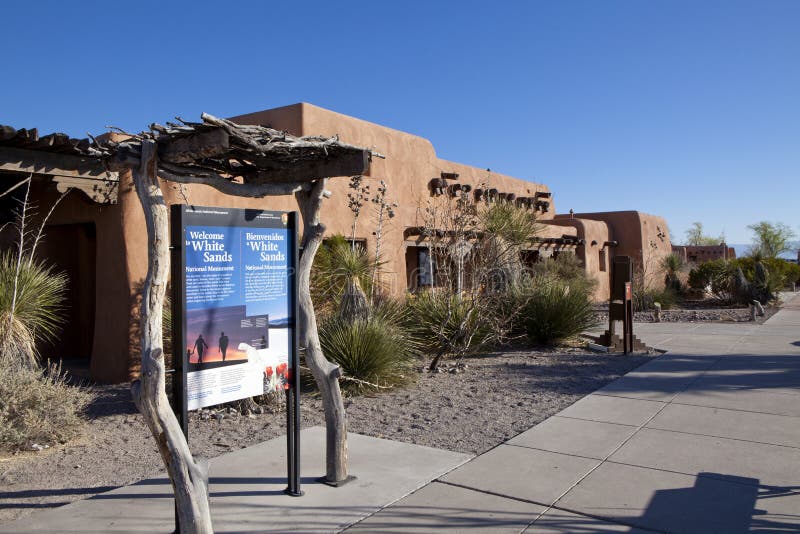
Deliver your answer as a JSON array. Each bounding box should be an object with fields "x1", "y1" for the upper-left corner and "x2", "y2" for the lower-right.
[
  {"x1": 369, "y1": 179, "x2": 396, "y2": 300},
  {"x1": 412, "y1": 189, "x2": 539, "y2": 370}
]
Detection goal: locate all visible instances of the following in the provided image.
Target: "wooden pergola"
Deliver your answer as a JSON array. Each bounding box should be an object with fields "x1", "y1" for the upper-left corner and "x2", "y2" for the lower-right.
[{"x1": 2, "y1": 114, "x2": 373, "y2": 534}]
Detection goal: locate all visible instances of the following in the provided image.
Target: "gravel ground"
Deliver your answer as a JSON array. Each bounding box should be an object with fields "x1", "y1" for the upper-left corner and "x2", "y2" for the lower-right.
[{"x1": 0, "y1": 348, "x2": 654, "y2": 523}]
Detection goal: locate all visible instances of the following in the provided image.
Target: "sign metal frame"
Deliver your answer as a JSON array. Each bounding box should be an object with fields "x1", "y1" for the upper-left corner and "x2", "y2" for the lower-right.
[{"x1": 169, "y1": 204, "x2": 303, "y2": 528}]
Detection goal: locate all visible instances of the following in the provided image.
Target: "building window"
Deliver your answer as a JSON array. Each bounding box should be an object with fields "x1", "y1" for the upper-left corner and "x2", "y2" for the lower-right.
[
  {"x1": 599, "y1": 249, "x2": 607, "y2": 272},
  {"x1": 418, "y1": 247, "x2": 435, "y2": 286},
  {"x1": 406, "y1": 245, "x2": 439, "y2": 291}
]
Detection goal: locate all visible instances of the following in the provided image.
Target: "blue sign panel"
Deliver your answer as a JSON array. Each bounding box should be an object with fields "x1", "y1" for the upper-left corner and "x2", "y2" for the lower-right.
[{"x1": 174, "y1": 206, "x2": 297, "y2": 410}]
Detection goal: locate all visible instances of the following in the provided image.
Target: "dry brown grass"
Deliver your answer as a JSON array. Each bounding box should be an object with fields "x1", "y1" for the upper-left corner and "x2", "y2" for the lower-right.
[{"x1": 0, "y1": 360, "x2": 90, "y2": 451}]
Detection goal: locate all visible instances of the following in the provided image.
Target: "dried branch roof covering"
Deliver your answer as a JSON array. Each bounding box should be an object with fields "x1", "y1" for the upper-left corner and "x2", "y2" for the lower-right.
[
  {"x1": 0, "y1": 124, "x2": 98, "y2": 156},
  {"x1": 102, "y1": 113, "x2": 370, "y2": 186},
  {"x1": 2, "y1": 113, "x2": 370, "y2": 191}
]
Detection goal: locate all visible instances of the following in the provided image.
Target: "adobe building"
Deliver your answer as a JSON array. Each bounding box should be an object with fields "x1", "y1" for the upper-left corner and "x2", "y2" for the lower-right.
[
  {"x1": 0, "y1": 103, "x2": 672, "y2": 383},
  {"x1": 672, "y1": 244, "x2": 736, "y2": 264}
]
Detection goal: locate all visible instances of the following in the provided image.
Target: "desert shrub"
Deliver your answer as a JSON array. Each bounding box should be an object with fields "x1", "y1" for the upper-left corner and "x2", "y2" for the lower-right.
[
  {"x1": 687, "y1": 260, "x2": 742, "y2": 303},
  {"x1": 318, "y1": 302, "x2": 417, "y2": 395},
  {"x1": 0, "y1": 360, "x2": 90, "y2": 450},
  {"x1": 784, "y1": 261, "x2": 800, "y2": 287},
  {"x1": 688, "y1": 257, "x2": 792, "y2": 304},
  {"x1": 688, "y1": 260, "x2": 727, "y2": 291},
  {"x1": 406, "y1": 290, "x2": 499, "y2": 364},
  {"x1": 521, "y1": 276, "x2": 599, "y2": 345},
  {"x1": 734, "y1": 256, "x2": 800, "y2": 291}
]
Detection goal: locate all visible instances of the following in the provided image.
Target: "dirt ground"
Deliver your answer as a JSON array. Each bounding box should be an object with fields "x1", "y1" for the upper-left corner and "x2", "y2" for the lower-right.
[{"x1": 0, "y1": 348, "x2": 654, "y2": 524}]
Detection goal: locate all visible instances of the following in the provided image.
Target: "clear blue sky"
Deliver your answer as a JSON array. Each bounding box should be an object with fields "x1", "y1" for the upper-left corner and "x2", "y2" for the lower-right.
[{"x1": 2, "y1": 1, "x2": 798, "y2": 244}]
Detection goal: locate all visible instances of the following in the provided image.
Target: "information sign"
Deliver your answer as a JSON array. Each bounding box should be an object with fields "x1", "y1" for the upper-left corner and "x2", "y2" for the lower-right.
[{"x1": 172, "y1": 205, "x2": 298, "y2": 411}]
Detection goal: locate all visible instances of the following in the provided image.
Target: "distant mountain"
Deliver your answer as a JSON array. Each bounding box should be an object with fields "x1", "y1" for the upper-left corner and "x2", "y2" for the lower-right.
[
  {"x1": 728, "y1": 242, "x2": 800, "y2": 261},
  {"x1": 269, "y1": 316, "x2": 292, "y2": 327}
]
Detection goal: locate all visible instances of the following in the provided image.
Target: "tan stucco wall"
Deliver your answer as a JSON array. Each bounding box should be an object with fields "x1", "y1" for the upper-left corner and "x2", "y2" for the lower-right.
[
  {"x1": 542, "y1": 218, "x2": 611, "y2": 300},
  {"x1": 556, "y1": 211, "x2": 672, "y2": 290}
]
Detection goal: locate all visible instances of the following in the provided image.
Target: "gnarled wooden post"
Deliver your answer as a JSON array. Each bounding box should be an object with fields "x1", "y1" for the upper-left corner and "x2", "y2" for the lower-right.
[
  {"x1": 130, "y1": 140, "x2": 212, "y2": 533},
  {"x1": 296, "y1": 179, "x2": 349, "y2": 483}
]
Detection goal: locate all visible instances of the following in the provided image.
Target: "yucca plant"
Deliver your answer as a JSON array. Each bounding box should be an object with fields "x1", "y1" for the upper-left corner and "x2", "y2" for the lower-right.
[
  {"x1": 481, "y1": 201, "x2": 540, "y2": 246},
  {"x1": 0, "y1": 250, "x2": 68, "y2": 370},
  {"x1": 319, "y1": 303, "x2": 417, "y2": 395},
  {"x1": 522, "y1": 276, "x2": 599, "y2": 345},
  {"x1": 0, "y1": 180, "x2": 87, "y2": 450},
  {"x1": 661, "y1": 253, "x2": 685, "y2": 293},
  {"x1": 406, "y1": 290, "x2": 499, "y2": 369},
  {"x1": 311, "y1": 234, "x2": 380, "y2": 315}
]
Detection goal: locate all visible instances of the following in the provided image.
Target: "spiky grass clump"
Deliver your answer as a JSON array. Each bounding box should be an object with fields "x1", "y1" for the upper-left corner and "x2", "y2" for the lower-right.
[
  {"x1": 319, "y1": 306, "x2": 417, "y2": 395},
  {"x1": 311, "y1": 235, "x2": 380, "y2": 314},
  {"x1": 0, "y1": 251, "x2": 67, "y2": 369},
  {"x1": 406, "y1": 290, "x2": 498, "y2": 359},
  {"x1": 522, "y1": 277, "x2": 599, "y2": 345},
  {"x1": 529, "y1": 254, "x2": 587, "y2": 284},
  {"x1": 481, "y1": 201, "x2": 540, "y2": 246},
  {"x1": 0, "y1": 360, "x2": 90, "y2": 450}
]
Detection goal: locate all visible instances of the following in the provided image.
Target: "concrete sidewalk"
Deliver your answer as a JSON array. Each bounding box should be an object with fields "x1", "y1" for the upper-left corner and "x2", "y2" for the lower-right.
[
  {"x1": 350, "y1": 293, "x2": 800, "y2": 533},
  {"x1": 4, "y1": 294, "x2": 800, "y2": 533},
  {"x1": 0, "y1": 428, "x2": 471, "y2": 533}
]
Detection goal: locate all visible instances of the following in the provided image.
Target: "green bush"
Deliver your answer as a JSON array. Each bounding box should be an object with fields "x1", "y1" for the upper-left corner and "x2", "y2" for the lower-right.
[
  {"x1": 688, "y1": 260, "x2": 727, "y2": 291},
  {"x1": 784, "y1": 261, "x2": 800, "y2": 287},
  {"x1": 319, "y1": 302, "x2": 417, "y2": 395},
  {"x1": 0, "y1": 360, "x2": 90, "y2": 450},
  {"x1": 688, "y1": 256, "x2": 796, "y2": 304},
  {"x1": 736, "y1": 256, "x2": 800, "y2": 290},
  {"x1": 521, "y1": 277, "x2": 599, "y2": 345}
]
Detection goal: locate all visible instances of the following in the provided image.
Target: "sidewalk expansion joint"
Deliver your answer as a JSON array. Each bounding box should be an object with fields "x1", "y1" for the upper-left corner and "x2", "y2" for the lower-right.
[
  {"x1": 640, "y1": 425, "x2": 800, "y2": 450},
  {"x1": 552, "y1": 414, "x2": 642, "y2": 427},
  {"x1": 669, "y1": 400, "x2": 800, "y2": 418},
  {"x1": 503, "y1": 442, "x2": 606, "y2": 462}
]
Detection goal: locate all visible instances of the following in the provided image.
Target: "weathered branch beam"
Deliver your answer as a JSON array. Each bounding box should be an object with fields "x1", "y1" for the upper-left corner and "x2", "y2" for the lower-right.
[
  {"x1": 245, "y1": 150, "x2": 370, "y2": 184},
  {"x1": 157, "y1": 128, "x2": 229, "y2": 163},
  {"x1": 295, "y1": 179, "x2": 349, "y2": 483},
  {"x1": 159, "y1": 166, "x2": 307, "y2": 197},
  {"x1": 108, "y1": 139, "x2": 370, "y2": 184},
  {"x1": 130, "y1": 140, "x2": 212, "y2": 534}
]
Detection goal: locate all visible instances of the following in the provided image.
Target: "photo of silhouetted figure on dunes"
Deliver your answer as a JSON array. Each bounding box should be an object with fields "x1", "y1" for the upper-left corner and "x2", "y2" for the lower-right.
[{"x1": 219, "y1": 332, "x2": 229, "y2": 361}]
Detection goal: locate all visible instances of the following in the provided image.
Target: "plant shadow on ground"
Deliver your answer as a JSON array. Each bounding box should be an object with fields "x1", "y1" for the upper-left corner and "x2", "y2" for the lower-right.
[{"x1": 78, "y1": 383, "x2": 138, "y2": 418}]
